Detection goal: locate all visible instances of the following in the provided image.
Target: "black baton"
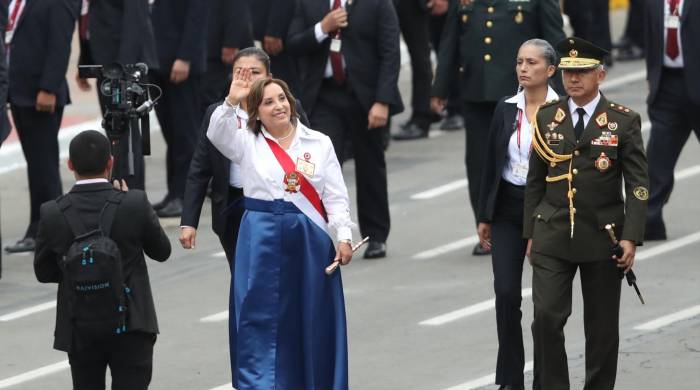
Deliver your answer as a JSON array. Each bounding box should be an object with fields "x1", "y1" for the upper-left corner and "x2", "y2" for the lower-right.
[{"x1": 605, "y1": 224, "x2": 645, "y2": 304}]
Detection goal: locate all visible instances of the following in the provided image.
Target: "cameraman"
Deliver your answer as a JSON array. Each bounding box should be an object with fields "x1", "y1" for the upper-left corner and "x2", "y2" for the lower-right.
[
  {"x1": 76, "y1": 0, "x2": 159, "y2": 190},
  {"x1": 34, "y1": 130, "x2": 171, "y2": 390}
]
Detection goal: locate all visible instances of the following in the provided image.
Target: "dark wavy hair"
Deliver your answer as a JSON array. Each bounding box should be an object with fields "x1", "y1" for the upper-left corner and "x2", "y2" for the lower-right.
[
  {"x1": 232, "y1": 47, "x2": 271, "y2": 74},
  {"x1": 246, "y1": 78, "x2": 298, "y2": 135}
]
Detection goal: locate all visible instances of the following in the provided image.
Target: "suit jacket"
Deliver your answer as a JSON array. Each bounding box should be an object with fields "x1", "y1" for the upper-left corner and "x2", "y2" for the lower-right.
[
  {"x1": 7, "y1": 0, "x2": 77, "y2": 107},
  {"x1": 82, "y1": 0, "x2": 158, "y2": 69},
  {"x1": 477, "y1": 96, "x2": 517, "y2": 223},
  {"x1": 249, "y1": 0, "x2": 295, "y2": 40},
  {"x1": 207, "y1": 0, "x2": 253, "y2": 62},
  {"x1": 151, "y1": 0, "x2": 209, "y2": 74},
  {"x1": 34, "y1": 183, "x2": 171, "y2": 352},
  {"x1": 0, "y1": 2, "x2": 9, "y2": 145},
  {"x1": 523, "y1": 95, "x2": 648, "y2": 262},
  {"x1": 287, "y1": 0, "x2": 404, "y2": 116},
  {"x1": 182, "y1": 100, "x2": 310, "y2": 236},
  {"x1": 644, "y1": 0, "x2": 700, "y2": 105},
  {"x1": 432, "y1": 0, "x2": 564, "y2": 103}
]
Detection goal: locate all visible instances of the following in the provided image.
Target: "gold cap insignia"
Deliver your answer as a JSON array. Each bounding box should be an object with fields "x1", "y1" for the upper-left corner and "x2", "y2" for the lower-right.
[
  {"x1": 514, "y1": 11, "x2": 523, "y2": 24},
  {"x1": 633, "y1": 186, "x2": 649, "y2": 201},
  {"x1": 569, "y1": 49, "x2": 578, "y2": 58}
]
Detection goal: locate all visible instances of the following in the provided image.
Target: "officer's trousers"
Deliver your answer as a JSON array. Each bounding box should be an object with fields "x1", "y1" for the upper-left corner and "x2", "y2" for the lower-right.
[{"x1": 531, "y1": 253, "x2": 621, "y2": 390}]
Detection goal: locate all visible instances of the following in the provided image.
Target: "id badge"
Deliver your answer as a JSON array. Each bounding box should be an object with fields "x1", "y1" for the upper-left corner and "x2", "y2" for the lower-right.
[
  {"x1": 665, "y1": 14, "x2": 680, "y2": 29},
  {"x1": 296, "y1": 158, "x2": 315, "y2": 177},
  {"x1": 5, "y1": 30, "x2": 13, "y2": 45},
  {"x1": 330, "y1": 38, "x2": 342, "y2": 53},
  {"x1": 512, "y1": 162, "x2": 528, "y2": 181}
]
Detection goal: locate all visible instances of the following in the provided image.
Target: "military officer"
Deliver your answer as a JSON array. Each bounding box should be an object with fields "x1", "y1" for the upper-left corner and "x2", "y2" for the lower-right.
[
  {"x1": 523, "y1": 37, "x2": 648, "y2": 390},
  {"x1": 431, "y1": 0, "x2": 565, "y2": 255}
]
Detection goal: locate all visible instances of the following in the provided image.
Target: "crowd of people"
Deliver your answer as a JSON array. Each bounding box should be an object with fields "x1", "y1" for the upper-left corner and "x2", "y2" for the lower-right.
[{"x1": 0, "y1": 0, "x2": 698, "y2": 389}]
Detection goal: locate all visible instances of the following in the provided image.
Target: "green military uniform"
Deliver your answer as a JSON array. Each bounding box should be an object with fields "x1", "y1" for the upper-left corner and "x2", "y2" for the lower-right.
[
  {"x1": 430, "y1": 0, "x2": 565, "y2": 250},
  {"x1": 523, "y1": 38, "x2": 649, "y2": 390}
]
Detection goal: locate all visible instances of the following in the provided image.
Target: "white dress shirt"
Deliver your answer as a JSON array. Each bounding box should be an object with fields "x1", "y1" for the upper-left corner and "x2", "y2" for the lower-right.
[
  {"x1": 502, "y1": 86, "x2": 560, "y2": 185},
  {"x1": 228, "y1": 105, "x2": 247, "y2": 188},
  {"x1": 663, "y1": 0, "x2": 685, "y2": 68},
  {"x1": 314, "y1": 0, "x2": 348, "y2": 78},
  {"x1": 75, "y1": 178, "x2": 109, "y2": 185},
  {"x1": 568, "y1": 92, "x2": 601, "y2": 129},
  {"x1": 207, "y1": 103, "x2": 354, "y2": 241}
]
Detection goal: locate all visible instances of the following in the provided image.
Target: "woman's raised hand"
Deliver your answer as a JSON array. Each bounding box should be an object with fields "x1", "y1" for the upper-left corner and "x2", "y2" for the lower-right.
[{"x1": 228, "y1": 68, "x2": 253, "y2": 106}]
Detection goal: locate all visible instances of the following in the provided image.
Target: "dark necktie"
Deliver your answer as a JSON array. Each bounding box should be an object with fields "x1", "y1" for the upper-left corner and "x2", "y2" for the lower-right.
[
  {"x1": 666, "y1": 0, "x2": 680, "y2": 59},
  {"x1": 330, "y1": 0, "x2": 346, "y2": 84},
  {"x1": 575, "y1": 107, "x2": 586, "y2": 140}
]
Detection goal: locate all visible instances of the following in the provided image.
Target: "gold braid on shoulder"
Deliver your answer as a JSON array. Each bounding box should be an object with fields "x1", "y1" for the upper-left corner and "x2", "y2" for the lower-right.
[{"x1": 531, "y1": 108, "x2": 577, "y2": 238}]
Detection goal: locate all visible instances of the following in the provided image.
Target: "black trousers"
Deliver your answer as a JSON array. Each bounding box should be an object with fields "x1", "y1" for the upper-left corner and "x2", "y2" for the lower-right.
[
  {"x1": 622, "y1": 0, "x2": 644, "y2": 48},
  {"x1": 69, "y1": 331, "x2": 156, "y2": 390},
  {"x1": 429, "y1": 13, "x2": 461, "y2": 116},
  {"x1": 462, "y1": 101, "x2": 497, "y2": 226},
  {"x1": 218, "y1": 187, "x2": 245, "y2": 267},
  {"x1": 152, "y1": 70, "x2": 203, "y2": 200},
  {"x1": 10, "y1": 105, "x2": 64, "y2": 238},
  {"x1": 563, "y1": 0, "x2": 610, "y2": 52},
  {"x1": 310, "y1": 80, "x2": 390, "y2": 242},
  {"x1": 531, "y1": 254, "x2": 621, "y2": 390},
  {"x1": 200, "y1": 60, "x2": 231, "y2": 117},
  {"x1": 646, "y1": 68, "x2": 700, "y2": 236},
  {"x1": 491, "y1": 180, "x2": 527, "y2": 386},
  {"x1": 268, "y1": 50, "x2": 301, "y2": 98},
  {"x1": 397, "y1": 0, "x2": 433, "y2": 127}
]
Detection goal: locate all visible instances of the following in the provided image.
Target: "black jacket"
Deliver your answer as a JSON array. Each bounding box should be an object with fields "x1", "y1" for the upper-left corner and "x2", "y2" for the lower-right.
[
  {"x1": 0, "y1": 2, "x2": 9, "y2": 145},
  {"x1": 644, "y1": 0, "x2": 700, "y2": 105},
  {"x1": 7, "y1": 0, "x2": 77, "y2": 107},
  {"x1": 34, "y1": 183, "x2": 171, "y2": 352},
  {"x1": 249, "y1": 0, "x2": 295, "y2": 41},
  {"x1": 181, "y1": 100, "x2": 310, "y2": 236},
  {"x1": 207, "y1": 0, "x2": 252, "y2": 62},
  {"x1": 151, "y1": 0, "x2": 209, "y2": 74},
  {"x1": 477, "y1": 96, "x2": 517, "y2": 223},
  {"x1": 287, "y1": 0, "x2": 404, "y2": 116},
  {"x1": 81, "y1": 0, "x2": 158, "y2": 69}
]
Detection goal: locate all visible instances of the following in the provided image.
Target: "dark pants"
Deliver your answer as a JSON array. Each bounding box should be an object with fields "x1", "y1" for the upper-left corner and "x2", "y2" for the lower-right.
[
  {"x1": 152, "y1": 71, "x2": 203, "y2": 200},
  {"x1": 531, "y1": 253, "x2": 621, "y2": 390},
  {"x1": 218, "y1": 187, "x2": 245, "y2": 266},
  {"x1": 462, "y1": 101, "x2": 497, "y2": 225},
  {"x1": 491, "y1": 181, "x2": 527, "y2": 386},
  {"x1": 10, "y1": 105, "x2": 64, "y2": 238},
  {"x1": 310, "y1": 79, "x2": 390, "y2": 242},
  {"x1": 646, "y1": 68, "x2": 700, "y2": 237},
  {"x1": 622, "y1": 0, "x2": 644, "y2": 48},
  {"x1": 68, "y1": 331, "x2": 156, "y2": 390},
  {"x1": 268, "y1": 50, "x2": 300, "y2": 98},
  {"x1": 200, "y1": 60, "x2": 231, "y2": 117},
  {"x1": 397, "y1": 0, "x2": 433, "y2": 128},
  {"x1": 563, "y1": 0, "x2": 591, "y2": 42},
  {"x1": 430, "y1": 13, "x2": 461, "y2": 116},
  {"x1": 564, "y1": 0, "x2": 610, "y2": 52}
]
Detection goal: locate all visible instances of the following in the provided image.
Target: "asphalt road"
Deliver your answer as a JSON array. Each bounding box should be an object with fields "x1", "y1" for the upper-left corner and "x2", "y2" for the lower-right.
[{"x1": 1, "y1": 20, "x2": 699, "y2": 390}]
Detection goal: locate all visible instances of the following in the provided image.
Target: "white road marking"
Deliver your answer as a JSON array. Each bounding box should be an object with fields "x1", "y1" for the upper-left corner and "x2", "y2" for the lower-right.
[
  {"x1": 601, "y1": 70, "x2": 646, "y2": 90},
  {"x1": 200, "y1": 310, "x2": 229, "y2": 323},
  {"x1": 641, "y1": 120, "x2": 650, "y2": 133},
  {"x1": 209, "y1": 383, "x2": 234, "y2": 390},
  {"x1": 634, "y1": 305, "x2": 700, "y2": 331},
  {"x1": 443, "y1": 361, "x2": 534, "y2": 390},
  {"x1": 420, "y1": 288, "x2": 532, "y2": 326},
  {"x1": 212, "y1": 251, "x2": 227, "y2": 258},
  {"x1": 636, "y1": 230, "x2": 700, "y2": 261},
  {"x1": 0, "y1": 360, "x2": 69, "y2": 389},
  {"x1": 412, "y1": 235, "x2": 479, "y2": 260},
  {"x1": 411, "y1": 179, "x2": 468, "y2": 200},
  {"x1": 0, "y1": 301, "x2": 56, "y2": 322},
  {"x1": 675, "y1": 164, "x2": 700, "y2": 181}
]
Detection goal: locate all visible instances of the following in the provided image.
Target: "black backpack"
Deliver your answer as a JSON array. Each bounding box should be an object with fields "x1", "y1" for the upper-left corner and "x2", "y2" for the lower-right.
[{"x1": 57, "y1": 191, "x2": 129, "y2": 339}]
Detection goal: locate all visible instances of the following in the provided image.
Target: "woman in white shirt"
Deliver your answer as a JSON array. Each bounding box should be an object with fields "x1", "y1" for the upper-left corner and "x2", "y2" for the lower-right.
[
  {"x1": 476, "y1": 39, "x2": 559, "y2": 390},
  {"x1": 207, "y1": 72, "x2": 353, "y2": 390}
]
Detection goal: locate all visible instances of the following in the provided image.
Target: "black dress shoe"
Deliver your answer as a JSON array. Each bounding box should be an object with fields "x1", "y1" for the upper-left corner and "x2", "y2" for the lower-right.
[
  {"x1": 156, "y1": 197, "x2": 183, "y2": 218},
  {"x1": 440, "y1": 114, "x2": 464, "y2": 131},
  {"x1": 393, "y1": 122, "x2": 428, "y2": 140},
  {"x1": 471, "y1": 242, "x2": 490, "y2": 256},
  {"x1": 5, "y1": 237, "x2": 36, "y2": 253},
  {"x1": 152, "y1": 194, "x2": 172, "y2": 211},
  {"x1": 363, "y1": 241, "x2": 387, "y2": 259},
  {"x1": 498, "y1": 385, "x2": 524, "y2": 390}
]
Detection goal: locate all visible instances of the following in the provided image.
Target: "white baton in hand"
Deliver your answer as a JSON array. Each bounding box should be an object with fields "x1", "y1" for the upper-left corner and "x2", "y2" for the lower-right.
[{"x1": 325, "y1": 236, "x2": 370, "y2": 275}]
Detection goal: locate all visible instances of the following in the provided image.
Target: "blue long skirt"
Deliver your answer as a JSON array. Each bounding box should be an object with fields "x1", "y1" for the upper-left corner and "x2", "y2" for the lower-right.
[{"x1": 229, "y1": 198, "x2": 348, "y2": 390}]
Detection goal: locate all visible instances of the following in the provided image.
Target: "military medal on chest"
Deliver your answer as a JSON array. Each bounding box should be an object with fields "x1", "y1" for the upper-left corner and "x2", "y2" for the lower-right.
[{"x1": 595, "y1": 152, "x2": 611, "y2": 172}]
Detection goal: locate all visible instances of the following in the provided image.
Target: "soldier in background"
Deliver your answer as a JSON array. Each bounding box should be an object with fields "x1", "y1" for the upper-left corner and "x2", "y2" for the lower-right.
[{"x1": 431, "y1": 0, "x2": 564, "y2": 256}]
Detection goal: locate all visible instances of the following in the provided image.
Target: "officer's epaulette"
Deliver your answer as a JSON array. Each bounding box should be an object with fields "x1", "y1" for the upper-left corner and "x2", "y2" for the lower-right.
[
  {"x1": 539, "y1": 98, "x2": 560, "y2": 109},
  {"x1": 607, "y1": 101, "x2": 633, "y2": 116}
]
